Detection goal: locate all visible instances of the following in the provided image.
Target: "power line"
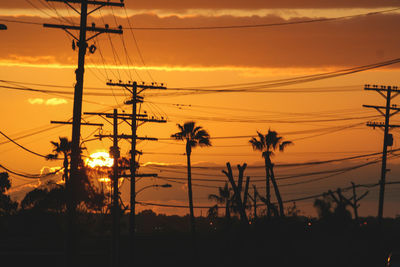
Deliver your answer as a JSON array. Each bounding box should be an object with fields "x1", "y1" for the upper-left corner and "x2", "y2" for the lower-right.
[
  {"x1": 0, "y1": 18, "x2": 43, "y2": 25},
  {"x1": 166, "y1": 113, "x2": 378, "y2": 124},
  {"x1": 122, "y1": 6, "x2": 154, "y2": 82},
  {"x1": 162, "y1": 58, "x2": 400, "y2": 93},
  {"x1": 0, "y1": 163, "x2": 63, "y2": 179},
  {"x1": 2, "y1": 57, "x2": 399, "y2": 97},
  {"x1": 147, "y1": 155, "x2": 387, "y2": 185},
  {"x1": 0, "y1": 130, "x2": 57, "y2": 159},
  {"x1": 134, "y1": 181, "x2": 400, "y2": 209},
  {"x1": 144, "y1": 149, "x2": 400, "y2": 170}
]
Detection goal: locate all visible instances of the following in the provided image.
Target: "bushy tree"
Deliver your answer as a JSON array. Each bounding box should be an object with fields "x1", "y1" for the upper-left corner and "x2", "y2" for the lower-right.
[{"x1": 0, "y1": 172, "x2": 18, "y2": 216}]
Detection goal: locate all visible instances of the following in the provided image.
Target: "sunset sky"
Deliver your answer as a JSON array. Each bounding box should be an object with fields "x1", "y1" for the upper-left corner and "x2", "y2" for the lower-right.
[{"x1": 1, "y1": 0, "x2": 400, "y2": 217}]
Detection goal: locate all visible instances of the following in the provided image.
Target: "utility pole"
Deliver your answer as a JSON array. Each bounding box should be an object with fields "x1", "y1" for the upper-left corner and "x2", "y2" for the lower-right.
[
  {"x1": 84, "y1": 108, "x2": 161, "y2": 266},
  {"x1": 110, "y1": 109, "x2": 120, "y2": 267},
  {"x1": 43, "y1": 1, "x2": 123, "y2": 266},
  {"x1": 84, "y1": 82, "x2": 167, "y2": 264},
  {"x1": 363, "y1": 84, "x2": 400, "y2": 222},
  {"x1": 106, "y1": 80, "x2": 166, "y2": 265}
]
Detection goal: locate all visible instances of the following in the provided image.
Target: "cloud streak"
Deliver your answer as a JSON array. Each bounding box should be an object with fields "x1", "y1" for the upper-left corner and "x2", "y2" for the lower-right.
[{"x1": 28, "y1": 98, "x2": 68, "y2": 106}]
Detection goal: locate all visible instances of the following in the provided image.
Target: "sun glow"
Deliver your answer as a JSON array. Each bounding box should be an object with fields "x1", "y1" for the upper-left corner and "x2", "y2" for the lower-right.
[
  {"x1": 85, "y1": 151, "x2": 114, "y2": 168},
  {"x1": 98, "y1": 177, "x2": 111, "y2": 183}
]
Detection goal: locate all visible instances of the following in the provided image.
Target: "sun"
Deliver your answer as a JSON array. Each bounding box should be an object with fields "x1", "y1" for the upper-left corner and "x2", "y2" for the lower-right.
[{"x1": 85, "y1": 151, "x2": 114, "y2": 168}]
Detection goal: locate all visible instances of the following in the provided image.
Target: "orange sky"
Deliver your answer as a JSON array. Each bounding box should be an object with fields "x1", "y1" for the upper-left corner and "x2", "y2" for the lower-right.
[{"x1": 1, "y1": 1, "x2": 400, "y2": 217}]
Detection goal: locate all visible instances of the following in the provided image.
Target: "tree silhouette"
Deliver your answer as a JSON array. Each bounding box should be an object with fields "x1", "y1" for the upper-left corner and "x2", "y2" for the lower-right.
[
  {"x1": 21, "y1": 181, "x2": 65, "y2": 214},
  {"x1": 45, "y1": 137, "x2": 106, "y2": 213},
  {"x1": 314, "y1": 190, "x2": 353, "y2": 227},
  {"x1": 171, "y1": 121, "x2": 211, "y2": 249},
  {"x1": 208, "y1": 182, "x2": 232, "y2": 221},
  {"x1": 222, "y1": 163, "x2": 249, "y2": 225},
  {"x1": 46, "y1": 137, "x2": 72, "y2": 182},
  {"x1": 0, "y1": 172, "x2": 18, "y2": 216},
  {"x1": 249, "y1": 130, "x2": 292, "y2": 217}
]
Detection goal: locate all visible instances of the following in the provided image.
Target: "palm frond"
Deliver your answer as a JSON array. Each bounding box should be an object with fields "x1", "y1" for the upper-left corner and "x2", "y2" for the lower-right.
[
  {"x1": 257, "y1": 131, "x2": 265, "y2": 145},
  {"x1": 279, "y1": 141, "x2": 293, "y2": 152},
  {"x1": 249, "y1": 137, "x2": 263, "y2": 151}
]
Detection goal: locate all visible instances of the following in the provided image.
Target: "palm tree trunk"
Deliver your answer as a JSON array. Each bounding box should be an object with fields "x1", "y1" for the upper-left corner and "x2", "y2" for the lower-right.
[
  {"x1": 269, "y1": 164, "x2": 284, "y2": 217},
  {"x1": 264, "y1": 157, "x2": 271, "y2": 218},
  {"x1": 186, "y1": 144, "x2": 197, "y2": 253}
]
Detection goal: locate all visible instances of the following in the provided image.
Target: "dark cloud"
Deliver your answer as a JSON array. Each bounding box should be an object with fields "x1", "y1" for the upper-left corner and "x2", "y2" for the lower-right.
[
  {"x1": 0, "y1": 13, "x2": 399, "y2": 69},
  {"x1": 2, "y1": 0, "x2": 400, "y2": 10}
]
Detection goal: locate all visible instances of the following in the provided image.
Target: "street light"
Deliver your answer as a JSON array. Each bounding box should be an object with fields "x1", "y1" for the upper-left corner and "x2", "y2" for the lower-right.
[
  {"x1": 0, "y1": 24, "x2": 7, "y2": 30},
  {"x1": 136, "y1": 183, "x2": 172, "y2": 197}
]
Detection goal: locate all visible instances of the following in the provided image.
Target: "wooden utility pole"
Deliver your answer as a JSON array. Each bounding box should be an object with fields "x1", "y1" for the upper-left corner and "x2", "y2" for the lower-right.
[
  {"x1": 363, "y1": 84, "x2": 400, "y2": 222},
  {"x1": 43, "y1": 1, "x2": 123, "y2": 266},
  {"x1": 111, "y1": 109, "x2": 120, "y2": 267},
  {"x1": 106, "y1": 81, "x2": 166, "y2": 264},
  {"x1": 84, "y1": 108, "x2": 163, "y2": 266}
]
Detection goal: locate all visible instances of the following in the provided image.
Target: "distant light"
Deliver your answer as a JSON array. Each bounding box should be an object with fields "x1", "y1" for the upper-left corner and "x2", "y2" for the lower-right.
[{"x1": 307, "y1": 222, "x2": 312, "y2": 226}]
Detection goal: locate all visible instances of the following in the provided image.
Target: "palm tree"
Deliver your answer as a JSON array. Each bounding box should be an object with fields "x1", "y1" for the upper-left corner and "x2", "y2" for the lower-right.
[
  {"x1": 46, "y1": 137, "x2": 72, "y2": 182},
  {"x1": 171, "y1": 121, "x2": 211, "y2": 246},
  {"x1": 249, "y1": 129, "x2": 292, "y2": 217},
  {"x1": 208, "y1": 182, "x2": 232, "y2": 221}
]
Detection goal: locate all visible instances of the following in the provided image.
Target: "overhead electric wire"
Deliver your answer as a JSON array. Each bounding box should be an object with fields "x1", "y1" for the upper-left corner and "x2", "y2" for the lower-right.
[
  {"x1": 146, "y1": 149, "x2": 400, "y2": 170},
  {"x1": 109, "y1": 7, "x2": 141, "y2": 81},
  {"x1": 24, "y1": 0, "x2": 65, "y2": 24},
  {"x1": 0, "y1": 18, "x2": 43, "y2": 25},
  {"x1": 0, "y1": 105, "x2": 117, "y2": 147},
  {"x1": 157, "y1": 177, "x2": 220, "y2": 189},
  {"x1": 122, "y1": 6, "x2": 155, "y2": 82},
  {"x1": 43, "y1": 0, "x2": 76, "y2": 25},
  {"x1": 161, "y1": 58, "x2": 400, "y2": 93},
  {"x1": 149, "y1": 99, "x2": 368, "y2": 118},
  {"x1": 135, "y1": 181, "x2": 400, "y2": 209},
  {"x1": 110, "y1": 6, "x2": 144, "y2": 82},
  {"x1": 167, "y1": 113, "x2": 379, "y2": 124},
  {"x1": 0, "y1": 125, "x2": 64, "y2": 146},
  {"x1": 2, "y1": 57, "x2": 398, "y2": 97},
  {"x1": 146, "y1": 154, "x2": 387, "y2": 186},
  {"x1": 0, "y1": 163, "x2": 63, "y2": 179},
  {"x1": 0, "y1": 84, "x2": 126, "y2": 97},
  {"x1": 0, "y1": 130, "x2": 58, "y2": 159},
  {"x1": 0, "y1": 79, "x2": 111, "y2": 91}
]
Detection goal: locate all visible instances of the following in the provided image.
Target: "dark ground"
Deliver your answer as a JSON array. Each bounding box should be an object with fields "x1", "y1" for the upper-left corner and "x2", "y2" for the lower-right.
[{"x1": 0, "y1": 212, "x2": 398, "y2": 267}]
